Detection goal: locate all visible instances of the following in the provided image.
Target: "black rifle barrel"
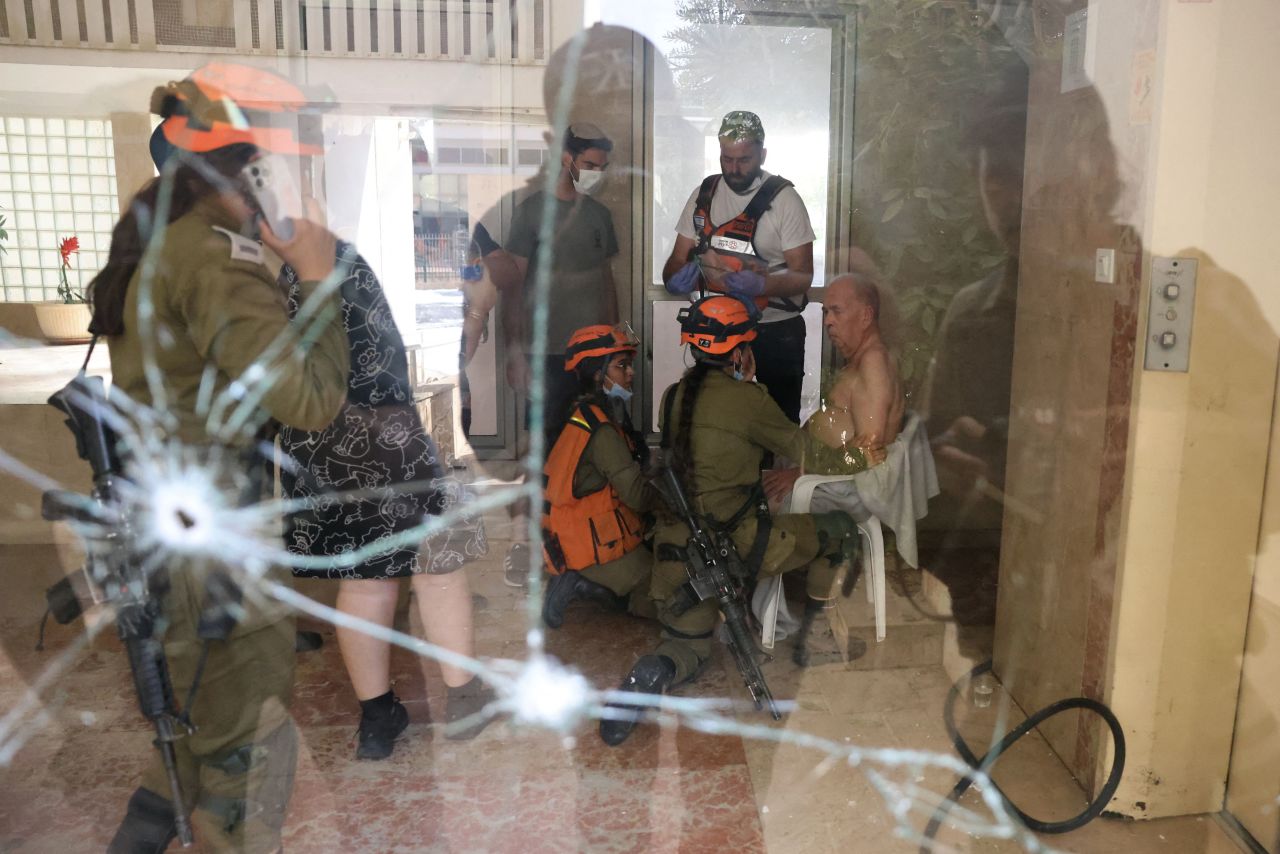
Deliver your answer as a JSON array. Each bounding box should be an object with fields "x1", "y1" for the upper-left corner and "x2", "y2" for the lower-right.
[
  {"x1": 123, "y1": 628, "x2": 194, "y2": 846},
  {"x1": 49, "y1": 379, "x2": 195, "y2": 846},
  {"x1": 660, "y1": 468, "x2": 780, "y2": 719}
]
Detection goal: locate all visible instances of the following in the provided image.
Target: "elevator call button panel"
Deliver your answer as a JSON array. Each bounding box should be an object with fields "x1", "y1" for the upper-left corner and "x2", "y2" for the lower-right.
[{"x1": 1144, "y1": 257, "x2": 1196, "y2": 373}]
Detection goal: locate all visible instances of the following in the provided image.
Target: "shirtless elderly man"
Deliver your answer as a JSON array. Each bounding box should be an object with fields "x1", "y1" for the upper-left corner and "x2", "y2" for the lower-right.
[{"x1": 764, "y1": 269, "x2": 904, "y2": 501}]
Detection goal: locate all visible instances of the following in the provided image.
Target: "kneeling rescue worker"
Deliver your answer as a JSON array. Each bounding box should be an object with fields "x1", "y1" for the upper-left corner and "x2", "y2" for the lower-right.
[
  {"x1": 599, "y1": 295, "x2": 886, "y2": 746},
  {"x1": 542, "y1": 323, "x2": 658, "y2": 628}
]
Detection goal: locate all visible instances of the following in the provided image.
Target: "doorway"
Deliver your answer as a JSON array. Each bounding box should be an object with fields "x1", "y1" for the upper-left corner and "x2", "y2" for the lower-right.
[{"x1": 633, "y1": 3, "x2": 858, "y2": 434}]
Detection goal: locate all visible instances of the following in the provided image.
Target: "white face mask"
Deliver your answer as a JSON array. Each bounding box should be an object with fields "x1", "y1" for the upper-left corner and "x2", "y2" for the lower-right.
[{"x1": 573, "y1": 167, "x2": 607, "y2": 196}]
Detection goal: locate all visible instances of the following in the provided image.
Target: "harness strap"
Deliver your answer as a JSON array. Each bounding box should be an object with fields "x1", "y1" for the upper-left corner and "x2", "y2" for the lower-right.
[
  {"x1": 742, "y1": 175, "x2": 792, "y2": 223},
  {"x1": 566, "y1": 402, "x2": 602, "y2": 435},
  {"x1": 717, "y1": 483, "x2": 765, "y2": 532},
  {"x1": 744, "y1": 501, "x2": 773, "y2": 574},
  {"x1": 659, "y1": 385, "x2": 680, "y2": 451},
  {"x1": 691, "y1": 174, "x2": 722, "y2": 257}
]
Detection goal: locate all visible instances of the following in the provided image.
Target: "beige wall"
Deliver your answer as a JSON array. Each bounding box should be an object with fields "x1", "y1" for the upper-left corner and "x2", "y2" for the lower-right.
[
  {"x1": 109, "y1": 111, "x2": 155, "y2": 207},
  {"x1": 1106, "y1": 0, "x2": 1280, "y2": 820},
  {"x1": 995, "y1": 0, "x2": 1280, "y2": 822}
]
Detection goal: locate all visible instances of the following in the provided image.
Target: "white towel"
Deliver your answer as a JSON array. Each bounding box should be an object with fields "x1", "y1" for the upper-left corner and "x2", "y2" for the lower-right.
[
  {"x1": 798, "y1": 412, "x2": 938, "y2": 568},
  {"x1": 752, "y1": 414, "x2": 939, "y2": 648}
]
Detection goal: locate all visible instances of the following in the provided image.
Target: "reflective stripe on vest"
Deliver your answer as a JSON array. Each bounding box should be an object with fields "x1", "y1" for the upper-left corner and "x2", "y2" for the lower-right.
[
  {"x1": 542, "y1": 402, "x2": 645, "y2": 574},
  {"x1": 691, "y1": 174, "x2": 805, "y2": 314}
]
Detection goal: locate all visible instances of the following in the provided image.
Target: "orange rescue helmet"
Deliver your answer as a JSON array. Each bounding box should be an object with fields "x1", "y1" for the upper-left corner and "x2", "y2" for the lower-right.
[
  {"x1": 564, "y1": 322, "x2": 639, "y2": 372},
  {"x1": 150, "y1": 62, "x2": 326, "y2": 156},
  {"x1": 678, "y1": 294, "x2": 758, "y2": 356}
]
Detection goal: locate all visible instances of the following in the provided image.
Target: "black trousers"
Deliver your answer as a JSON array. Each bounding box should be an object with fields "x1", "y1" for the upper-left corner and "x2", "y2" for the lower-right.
[
  {"x1": 751, "y1": 314, "x2": 806, "y2": 424},
  {"x1": 525, "y1": 353, "x2": 581, "y2": 439}
]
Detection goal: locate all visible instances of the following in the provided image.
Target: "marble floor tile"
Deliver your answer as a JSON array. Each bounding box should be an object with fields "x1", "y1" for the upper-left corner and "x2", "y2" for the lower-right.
[{"x1": 0, "y1": 543, "x2": 1247, "y2": 854}]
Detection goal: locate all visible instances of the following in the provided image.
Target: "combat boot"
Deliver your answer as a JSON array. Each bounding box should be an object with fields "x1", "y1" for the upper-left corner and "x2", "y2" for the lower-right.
[
  {"x1": 599, "y1": 654, "x2": 677, "y2": 746},
  {"x1": 107, "y1": 788, "x2": 177, "y2": 854},
  {"x1": 542, "y1": 571, "x2": 624, "y2": 628},
  {"x1": 793, "y1": 596, "x2": 840, "y2": 667}
]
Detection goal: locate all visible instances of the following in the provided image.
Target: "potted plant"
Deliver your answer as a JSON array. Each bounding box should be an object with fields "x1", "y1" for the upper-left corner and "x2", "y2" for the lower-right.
[{"x1": 34, "y1": 236, "x2": 93, "y2": 344}]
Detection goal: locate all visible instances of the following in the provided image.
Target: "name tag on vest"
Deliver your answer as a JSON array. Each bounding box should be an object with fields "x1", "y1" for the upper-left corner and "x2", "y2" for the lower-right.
[{"x1": 709, "y1": 235, "x2": 753, "y2": 255}]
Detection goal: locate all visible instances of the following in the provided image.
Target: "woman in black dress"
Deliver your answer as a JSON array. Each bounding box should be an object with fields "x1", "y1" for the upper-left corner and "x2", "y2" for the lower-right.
[{"x1": 279, "y1": 244, "x2": 492, "y2": 759}]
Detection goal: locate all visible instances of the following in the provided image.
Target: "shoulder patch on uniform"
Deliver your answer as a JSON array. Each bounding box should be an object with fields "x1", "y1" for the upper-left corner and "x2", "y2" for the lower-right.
[{"x1": 211, "y1": 226, "x2": 266, "y2": 266}]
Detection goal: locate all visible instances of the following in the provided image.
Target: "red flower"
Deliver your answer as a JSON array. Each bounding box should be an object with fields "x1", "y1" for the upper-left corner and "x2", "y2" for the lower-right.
[{"x1": 58, "y1": 236, "x2": 79, "y2": 269}]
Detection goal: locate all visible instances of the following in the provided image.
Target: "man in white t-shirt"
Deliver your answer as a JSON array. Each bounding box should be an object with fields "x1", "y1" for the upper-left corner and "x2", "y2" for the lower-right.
[{"x1": 661, "y1": 110, "x2": 815, "y2": 422}]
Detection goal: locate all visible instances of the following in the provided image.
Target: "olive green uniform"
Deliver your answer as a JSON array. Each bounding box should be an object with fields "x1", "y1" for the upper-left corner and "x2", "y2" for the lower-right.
[
  {"x1": 107, "y1": 197, "x2": 349, "y2": 851},
  {"x1": 652, "y1": 371, "x2": 864, "y2": 682},
  {"x1": 571, "y1": 403, "x2": 658, "y2": 619}
]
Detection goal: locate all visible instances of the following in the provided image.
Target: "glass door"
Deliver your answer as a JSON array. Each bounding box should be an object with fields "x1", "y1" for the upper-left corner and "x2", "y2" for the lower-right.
[{"x1": 614, "y1": 2, "x2": 858, "y2": 434}]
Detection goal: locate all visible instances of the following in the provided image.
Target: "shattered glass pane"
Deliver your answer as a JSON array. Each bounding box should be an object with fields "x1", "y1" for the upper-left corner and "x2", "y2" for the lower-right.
[{"x1": 1, "y1": 1, "x2": 1277, "y2": 852}]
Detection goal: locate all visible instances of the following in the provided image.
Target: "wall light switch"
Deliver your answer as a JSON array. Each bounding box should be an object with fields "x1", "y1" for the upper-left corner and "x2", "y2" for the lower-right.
[{"x1": 1095, "y1": 248, "x2": 1115, "y2": 284}]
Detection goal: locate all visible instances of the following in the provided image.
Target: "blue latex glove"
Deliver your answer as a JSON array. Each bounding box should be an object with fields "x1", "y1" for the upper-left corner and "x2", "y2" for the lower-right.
[
  {"x1": 666, "y1": 261, "x2": 700, "y2": 295},
  {"x1": 722, "y1": 269, "x2": 766, "y2": 298}
]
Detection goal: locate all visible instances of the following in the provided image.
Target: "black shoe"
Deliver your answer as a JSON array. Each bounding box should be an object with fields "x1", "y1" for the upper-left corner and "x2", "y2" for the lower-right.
[
  {"x1": 295, "y1": 630, "x2": 324, "y2": 652},
  {"x1": 444, "y1": 677, "x2": 499, "y2": 741},
  {"x1": 504, "y1": 543, "x2": 530, "y2": 588},
  {"x1": 107, "y1": 787, "x2": 177, "y2": 854},
  {"x1": 542, "y1": 571, "x2": 622, "y2": 629},
  {"x1": 599, "y1": 655, "x2": 676, "y2": 746},
  {"x1": 356, "y1": 695, "x2": 409, "y2": 760}
]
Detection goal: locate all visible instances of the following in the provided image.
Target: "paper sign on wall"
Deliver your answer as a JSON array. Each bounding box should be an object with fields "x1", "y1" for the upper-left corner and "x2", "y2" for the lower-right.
[{"x1": 1130, "y1": 49, "x2": 1157, "y2": 125}]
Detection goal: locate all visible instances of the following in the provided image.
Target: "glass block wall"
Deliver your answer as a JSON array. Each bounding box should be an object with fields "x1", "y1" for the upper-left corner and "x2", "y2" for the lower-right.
[{"x1": 0, "y1": 117, "x2": 120, "y2": 302}]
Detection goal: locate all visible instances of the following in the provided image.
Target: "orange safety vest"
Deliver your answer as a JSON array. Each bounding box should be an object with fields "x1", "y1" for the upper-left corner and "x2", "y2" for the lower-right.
[
  {"x1": 542, "y1": 402, "x2": 645, "y2": 574},
  {"x1": 691, "y1": 173, "x2": 805, "y2": 314}
]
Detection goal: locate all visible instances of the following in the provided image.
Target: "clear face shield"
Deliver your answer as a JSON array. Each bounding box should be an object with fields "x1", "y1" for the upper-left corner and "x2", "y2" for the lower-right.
[{"x1": 612, "y1": 320, "x2": 640, "y2": 350}]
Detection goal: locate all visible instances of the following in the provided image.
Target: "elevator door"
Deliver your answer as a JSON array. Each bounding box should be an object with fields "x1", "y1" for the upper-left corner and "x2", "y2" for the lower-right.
[{"x1": 1225, "y1": 374, "x2": 1280, "y2": 852}]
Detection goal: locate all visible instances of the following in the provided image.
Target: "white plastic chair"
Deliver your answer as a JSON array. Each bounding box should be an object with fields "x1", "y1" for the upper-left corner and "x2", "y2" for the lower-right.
[{"x1": 789, "y1": 475, "x2": 887, "y2": 643}]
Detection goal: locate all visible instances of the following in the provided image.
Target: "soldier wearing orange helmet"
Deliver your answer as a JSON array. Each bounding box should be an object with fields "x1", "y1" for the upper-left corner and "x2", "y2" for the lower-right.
[
  {"x1": 541, "y1": 323, "x2": 658, "y2": 629},
  {"x1": 92, "y1": 62, "x2": 348, "y2": 852},
  {"x1": 599, "y1": 296, "x2": 887, "y2": 746}
]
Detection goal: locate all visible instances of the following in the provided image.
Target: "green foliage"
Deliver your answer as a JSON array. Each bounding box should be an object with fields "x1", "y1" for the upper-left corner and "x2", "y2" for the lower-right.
[
  {"x1": 667, "y1": 1, "x2": 830, "y2": 124},
  {"x1": 850, "y1": 0, "x2": 1026, "y2": 399}
]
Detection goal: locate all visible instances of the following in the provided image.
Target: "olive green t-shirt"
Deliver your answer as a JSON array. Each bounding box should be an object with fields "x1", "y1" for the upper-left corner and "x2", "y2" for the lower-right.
[{"x1": 506, "y1": 191, "x2": 618, "y2": 354}]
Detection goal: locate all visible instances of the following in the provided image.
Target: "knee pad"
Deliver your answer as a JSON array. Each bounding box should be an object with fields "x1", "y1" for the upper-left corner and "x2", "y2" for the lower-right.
[
  {"x1": 813, "y1": 511, "x2": 862, "y2": 568},
  {"x1": 813, "y1": 511, "x2": 859, "y2": 550},
  {"x1": 199, "y1": 722, "x2": 298, "y2": 842}
]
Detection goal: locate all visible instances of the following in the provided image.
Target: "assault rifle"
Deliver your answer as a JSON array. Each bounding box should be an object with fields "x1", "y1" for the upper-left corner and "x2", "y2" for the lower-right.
[
  {"x1": 659, "y1": 466, "x2": 780, "y2": 720},
  {"x1": 41, "y1": 374, "x2": 195, "y2": 847}
]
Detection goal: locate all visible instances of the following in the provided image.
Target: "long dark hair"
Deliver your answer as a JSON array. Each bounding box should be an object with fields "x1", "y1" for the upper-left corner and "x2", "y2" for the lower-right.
[
  {"x1": 669, "y1": 349, "x2": 732, "y2": 499},
  {"x1": 88, "y1": 144, "x2": 256, "y2": 336}
]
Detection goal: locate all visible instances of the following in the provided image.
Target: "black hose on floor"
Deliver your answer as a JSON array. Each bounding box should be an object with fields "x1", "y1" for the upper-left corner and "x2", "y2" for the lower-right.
[{"x1": 919, "y1": 659, "x2": 1126, "y2": 851}]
